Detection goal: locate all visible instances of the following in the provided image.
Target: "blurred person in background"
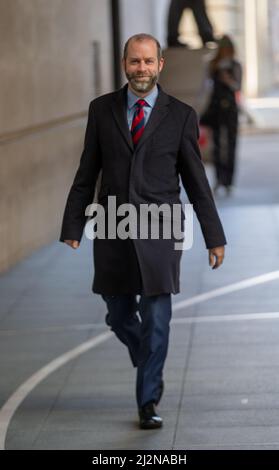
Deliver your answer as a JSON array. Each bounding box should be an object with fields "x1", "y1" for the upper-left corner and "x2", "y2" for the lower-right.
[
  {"x1": 200, "y1": 34, "x2": 242, "y2": 194},
  {"x1": 167, "y1": 0, "x2": 215, "y2": 47}
]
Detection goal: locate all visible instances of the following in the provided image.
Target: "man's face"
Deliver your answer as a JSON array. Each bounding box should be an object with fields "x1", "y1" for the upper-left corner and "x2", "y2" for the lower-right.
[{"x1": 123, "y1": 39, "x2": 164, "y2": 94}]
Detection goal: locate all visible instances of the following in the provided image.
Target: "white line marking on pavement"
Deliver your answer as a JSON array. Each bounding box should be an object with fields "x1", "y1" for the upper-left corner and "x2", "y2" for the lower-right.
[
  {"x1": 172, "y1": 271, "x2": 279, "y2": 311},
  {"x1": 0, "y1": 323, "x2": 107, "y2": 336},
  {"x1": 0, "y1": 331, "x2": 112, "y2": 450},
  {"x1": 172, "y1": 311, "x2": 279, "y2": 324},
  {"x1": 2, "y1": 310, "x2": 279, "y2": 337},
  {"x1": 1, "y1": 270, "x2": 279, "y2": 449}
]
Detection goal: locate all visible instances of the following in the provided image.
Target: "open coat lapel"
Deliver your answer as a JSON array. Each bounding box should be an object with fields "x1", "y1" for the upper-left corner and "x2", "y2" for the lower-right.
[{"x1": 110, "y1": 83, "x2": 170, "y2": 152}]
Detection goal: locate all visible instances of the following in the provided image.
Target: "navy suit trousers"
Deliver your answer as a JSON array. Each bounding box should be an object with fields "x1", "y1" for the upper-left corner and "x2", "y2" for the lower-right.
[{"x1": 102, "y1": 294, "x2": 172, "y2": 408}]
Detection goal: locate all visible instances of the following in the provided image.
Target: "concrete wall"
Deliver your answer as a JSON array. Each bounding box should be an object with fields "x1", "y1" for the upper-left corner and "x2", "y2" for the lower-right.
[
  {"x1": 120, "y1": 0, "x2": 169, "y2": 49},
  {"x1": 270, "y1": 0, "x2": 279, "y2": 84},
  {"x1": 0, "y1": 0, "x2": 113, "y2": 272},
  {"x1": 119, "y1": 0, "x2": 170, "y2": 84},
  {"x1": 242, "y1": 0, "x2": 274, "y2": 96}
]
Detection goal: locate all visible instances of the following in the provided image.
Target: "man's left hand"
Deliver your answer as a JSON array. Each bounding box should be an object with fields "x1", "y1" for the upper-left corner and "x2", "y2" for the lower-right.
[{"x1": 209, "y1": 246, "x2": 225, "y2": 269}]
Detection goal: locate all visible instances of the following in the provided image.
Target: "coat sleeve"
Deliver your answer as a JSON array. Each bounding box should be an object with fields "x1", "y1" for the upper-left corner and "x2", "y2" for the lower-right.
[
  {"x1": 59, "y1": 101, "x2": 101, "y2": 243},
  {"x1": 177, "y1": 108, "x2": 227, "y2": 249}
]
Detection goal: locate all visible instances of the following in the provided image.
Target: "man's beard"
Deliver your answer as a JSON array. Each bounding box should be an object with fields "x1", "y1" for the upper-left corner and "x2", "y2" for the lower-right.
[{"x1": 125, "y1": 70, "x2": 159, "y2": 93}]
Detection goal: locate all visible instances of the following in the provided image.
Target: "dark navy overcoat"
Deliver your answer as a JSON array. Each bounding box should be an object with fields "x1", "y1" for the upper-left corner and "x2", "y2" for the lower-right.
[{"x1": 59, "y1": 84, "x2": 226, "y2": 295}]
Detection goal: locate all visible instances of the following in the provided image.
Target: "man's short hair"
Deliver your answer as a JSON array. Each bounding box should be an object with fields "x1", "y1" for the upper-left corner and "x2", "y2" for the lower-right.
[{"x1": 123, "y1": 33, "x2": 163, "y2": 61}]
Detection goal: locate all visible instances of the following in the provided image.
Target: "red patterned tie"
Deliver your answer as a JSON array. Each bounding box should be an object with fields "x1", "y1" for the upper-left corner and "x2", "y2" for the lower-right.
[{"x1": 131, "y1": 99, "x2": 147, "y2": 147}]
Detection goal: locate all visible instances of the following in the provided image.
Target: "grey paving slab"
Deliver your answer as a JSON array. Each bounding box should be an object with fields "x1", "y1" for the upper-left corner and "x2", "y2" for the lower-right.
[
  {"x1": 30, "y1": 426, "x2": 175, "y2": 450},
  {"x1": 191, "y1": 321, "x2": 279, "y2": 346},
  {"x1": 174, "y1": 425, "x2": 279, "y2": 448},
  {"x1": 183, "y1": 365, "x2": 279, "y2": 396},
  {"x1": 182, "y1": 393, "x2": 279, "y2": 412},
  {"x1": 188, "y1": 343, "x2": 279, "y2": 369},
  {"x1": 177, "y1": 409, "x2": 279, "y2": 428}
]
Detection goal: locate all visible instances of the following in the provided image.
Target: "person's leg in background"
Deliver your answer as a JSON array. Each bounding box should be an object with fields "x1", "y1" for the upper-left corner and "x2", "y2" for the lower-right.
[
  {"x1": 190, "y1": 0, "x2": 215, "y2": 45},
  {"x1": 167, "y1": 0, "x2": 188, "y2": 47},
  {"x1": 102, "y1": 294, "x2": 141, "y2": 367},
  {"x1": 136, "y1": 294, "x2": 172, "y2": 409}
]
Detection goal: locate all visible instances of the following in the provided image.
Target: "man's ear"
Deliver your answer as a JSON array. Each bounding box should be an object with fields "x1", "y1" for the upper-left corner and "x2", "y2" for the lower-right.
[{"x1": 159, "y1": 58, "x2": 165, "y2": 73}]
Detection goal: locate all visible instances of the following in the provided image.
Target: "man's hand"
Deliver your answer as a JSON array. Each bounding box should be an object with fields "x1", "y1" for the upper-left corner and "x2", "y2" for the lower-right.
[
  {"x1": 64, "y1": 240, "x2": 80, "y2": 249},
  {"x1": 209, "y1": 245, "x2": 225, "y2": 269}
]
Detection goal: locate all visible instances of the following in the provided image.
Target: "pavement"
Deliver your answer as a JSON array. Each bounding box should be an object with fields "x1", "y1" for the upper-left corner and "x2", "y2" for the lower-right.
[
  {"x1": 1, "y1": 130, "x2": 279, "y2": 450},
  {"x1": 242, "y1": 86, "x2": 279, "y2": 131}
]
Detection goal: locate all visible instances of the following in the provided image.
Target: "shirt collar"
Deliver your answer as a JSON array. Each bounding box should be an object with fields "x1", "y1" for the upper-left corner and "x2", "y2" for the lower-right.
[{"x1": 127, "y1": 84, "x2": 158, "y2": 110}]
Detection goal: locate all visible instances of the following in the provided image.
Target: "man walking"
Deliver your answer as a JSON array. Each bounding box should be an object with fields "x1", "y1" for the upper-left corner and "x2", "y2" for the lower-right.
[{"x1": 59, "y1": 33, "x2": 226, "y2": 430}]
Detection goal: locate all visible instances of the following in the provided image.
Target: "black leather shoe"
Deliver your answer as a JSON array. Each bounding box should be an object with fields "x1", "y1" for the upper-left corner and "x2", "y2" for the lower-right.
[
  {"x1": 154, "y1": 379, "x2": 164, "y2": 406},
  {"x1": 138, "y1": 402, "x2": 163, "y2": 429}
]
